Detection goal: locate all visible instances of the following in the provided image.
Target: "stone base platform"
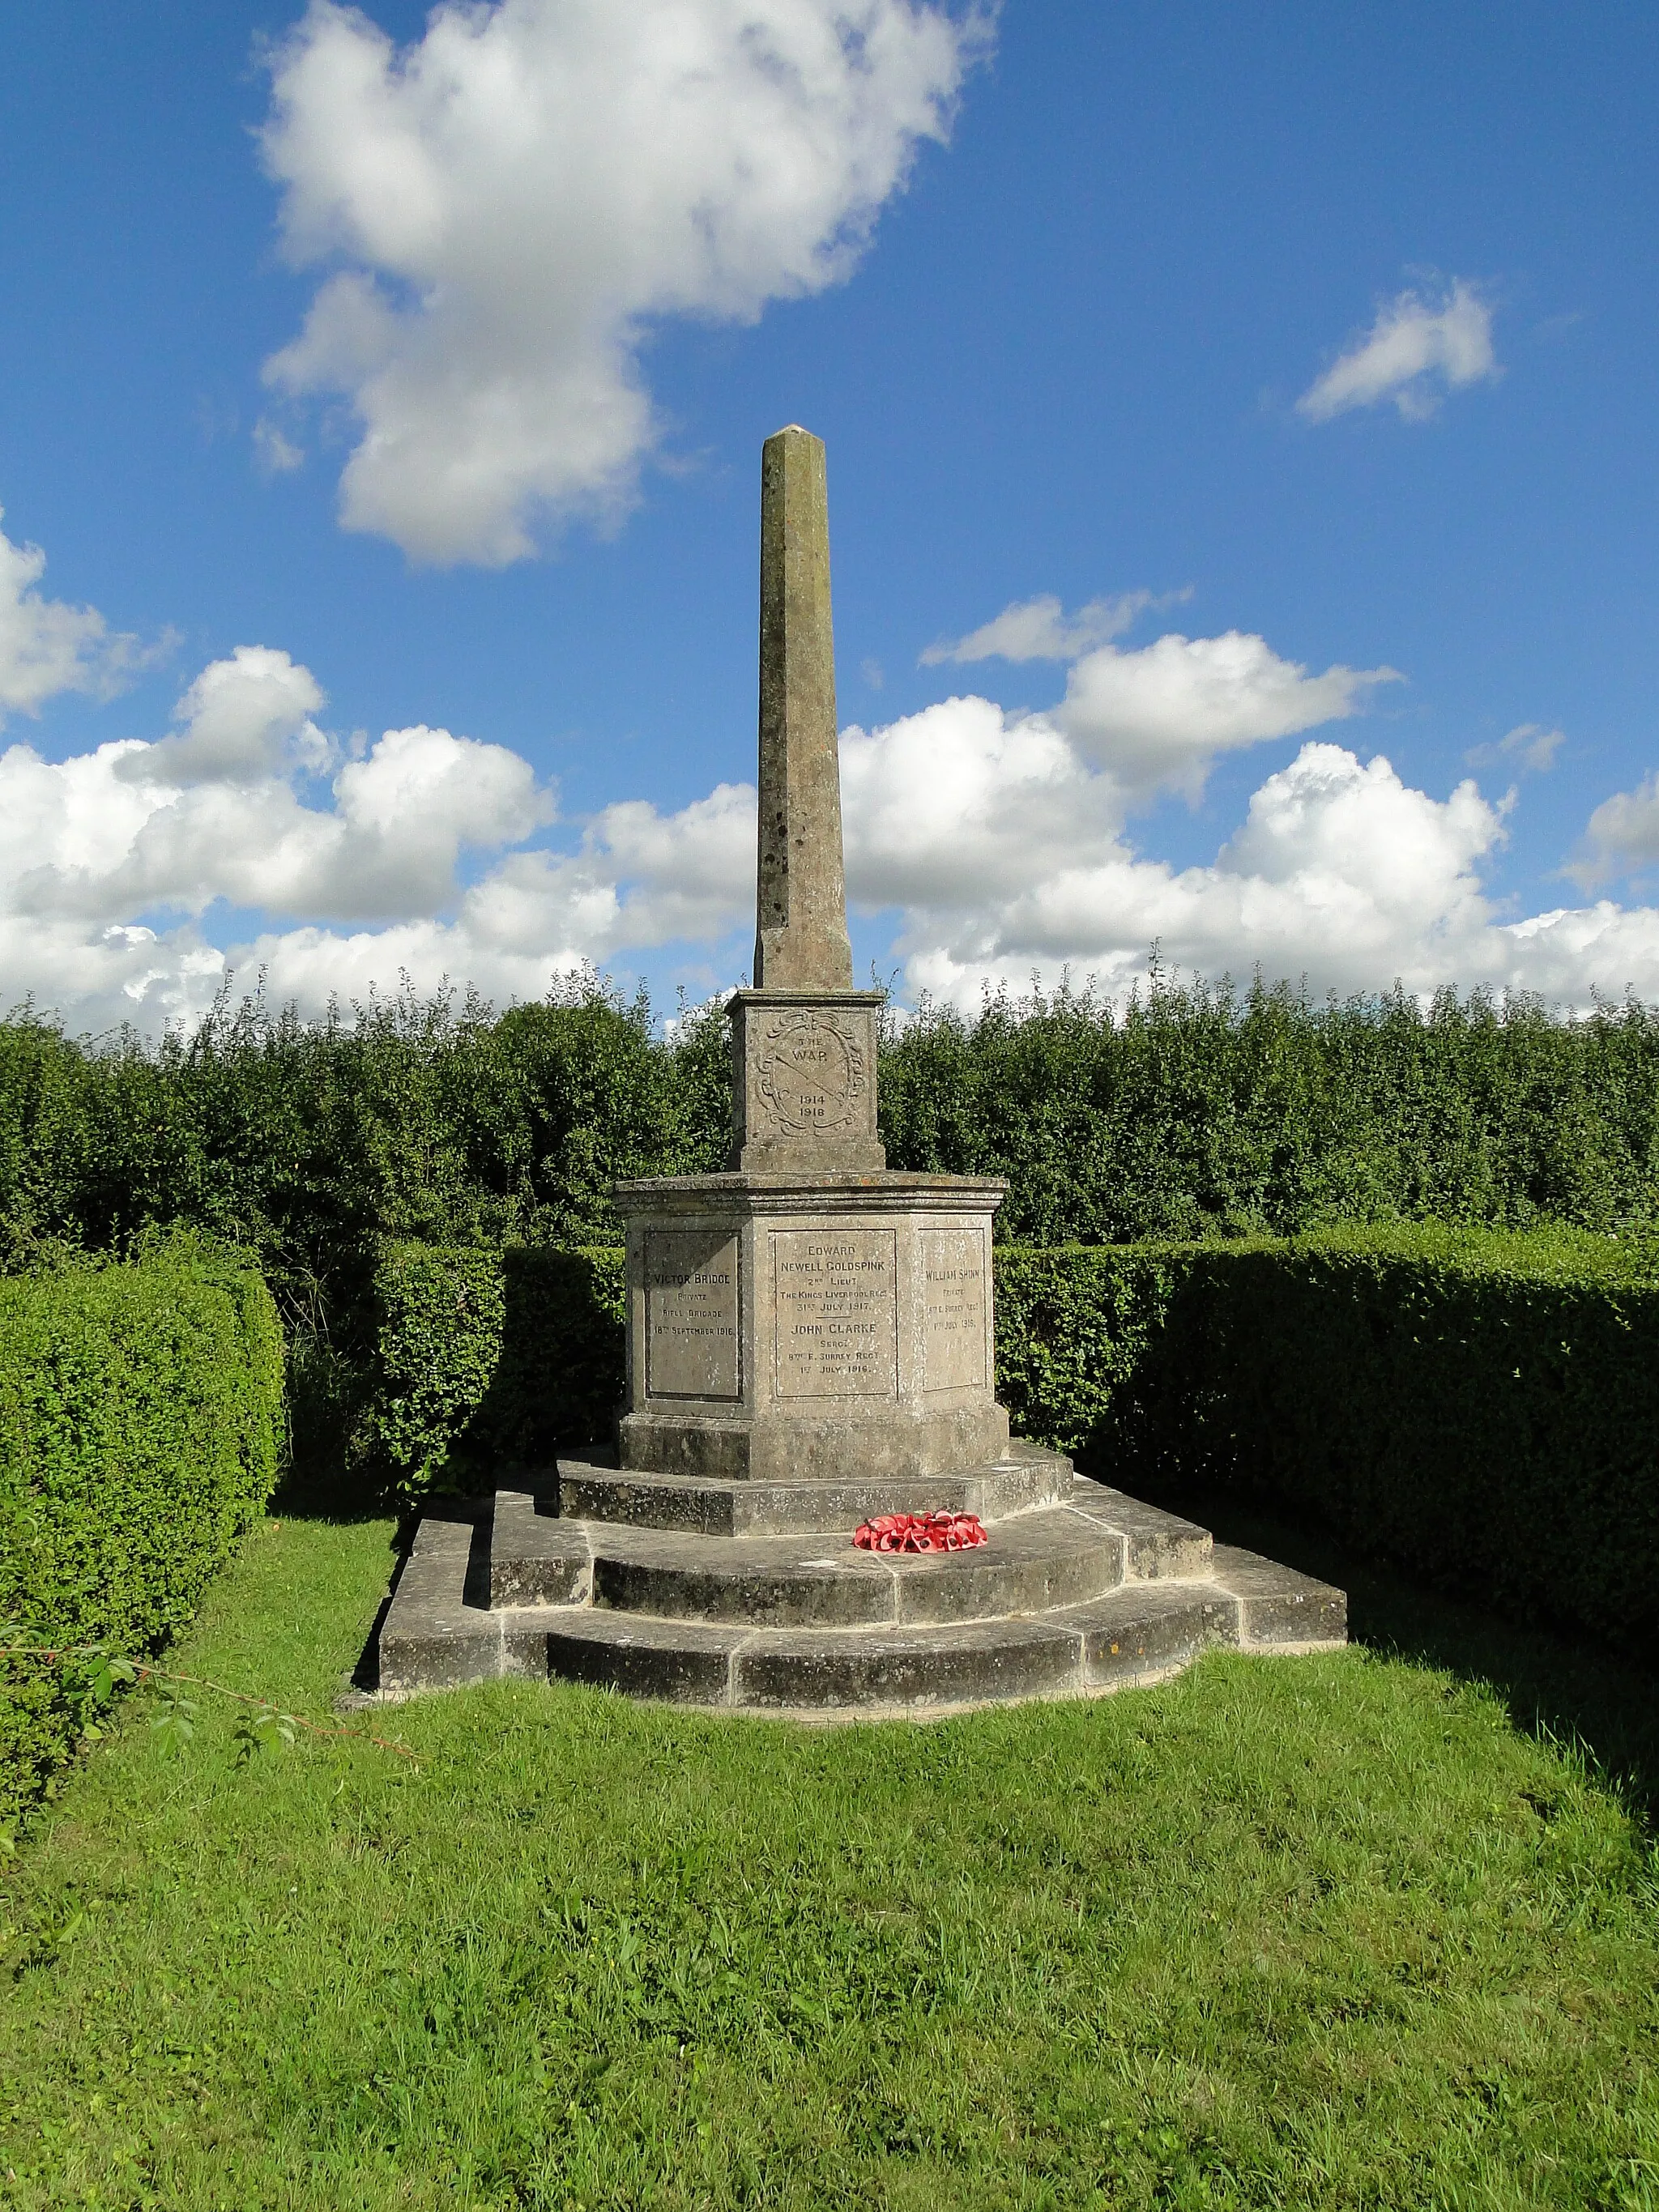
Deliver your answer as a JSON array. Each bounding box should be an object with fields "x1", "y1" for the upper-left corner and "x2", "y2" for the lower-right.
[{"x1": 367, "y1": 1443, "x2": 1346, "y2": 1717}]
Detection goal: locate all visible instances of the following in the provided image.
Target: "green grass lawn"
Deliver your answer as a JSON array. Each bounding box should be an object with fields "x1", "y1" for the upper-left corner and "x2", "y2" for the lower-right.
[{"x1": 2, "y1": 1511, "x2": 1657, "y2": 2212}]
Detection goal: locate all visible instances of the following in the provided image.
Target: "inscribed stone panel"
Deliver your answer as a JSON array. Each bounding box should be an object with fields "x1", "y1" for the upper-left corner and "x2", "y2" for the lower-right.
[
  {"x1": 749, "y1": 1009, "x2": 870, "y2": 1139},
  {"x1": 645, "y1": 1229, "x2": 740, "y2": 1400},
  {"x1": 772, "y1": 1230, "x2": 898, "y2": 1399},
  {"x1": 921, "y1": 1227, "x2": 988, "y2": 1392}
]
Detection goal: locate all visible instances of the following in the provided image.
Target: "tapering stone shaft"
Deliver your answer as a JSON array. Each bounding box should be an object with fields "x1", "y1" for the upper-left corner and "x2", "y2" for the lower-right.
[{"x1": 754, "y1": 425, "x2": 855, "y2": 992}]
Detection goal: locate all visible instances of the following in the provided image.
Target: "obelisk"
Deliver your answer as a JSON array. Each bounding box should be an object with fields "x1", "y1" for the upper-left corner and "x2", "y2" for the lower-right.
[
  {"x1": 375, "y1": 420, "x2": 1346, "y2": 1724},
  {"x1": 612, "y1": 425, "x2": 1010, "y2": 1484},
  {"x1": 729, "y1": 425, "x2": 885, "y2": 1174},
  {"x1": 754, "y1": 426, "x2": 855, "y2": 992}
]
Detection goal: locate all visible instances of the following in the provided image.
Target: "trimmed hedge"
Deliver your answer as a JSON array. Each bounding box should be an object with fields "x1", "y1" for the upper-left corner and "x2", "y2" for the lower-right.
[
  {"x1": 1004, "y1": 1226, "x2": 1659, "y2": 1660},
  {"x1": 373, "y1": 1228, "x2": 1659, "y2": 1660},
  {"x1": 0, "y1": 1248, "x2": 284, "y2": 1824},
  {"x1": 12, "y1": 978, "x2": 1659, "y2": 1499}
]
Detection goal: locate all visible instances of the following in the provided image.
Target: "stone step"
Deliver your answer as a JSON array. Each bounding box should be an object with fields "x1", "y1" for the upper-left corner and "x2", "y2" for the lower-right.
[
  {"x1": 373, "y1": 1495, "x2": 1343, "y2": 1711},
  {"x1": 1208, "y1": 1543, "x2": 1350, "y2": 1649},
  {"x1": 1065, "y1": 1480, "x2": 1214, "y2": 1579},
  {"x1": 376, "y1": 1505, "x2": 544, "y2": 1697},
  {"x1": 533, "y1": 1562, "x2": 1340, "y2": 1713},
  {"x1": 496, "y1": 1466, "x2": 1209, "y2": 1582},
  {"x1": 550, "y1": 1437, "x2": 1075, "y2": 1538},
  {"x1": 587, "y1": 1509, "x2": 1117, "y2": 1628},
  {"x1": 539, "y1": 1592, "x2": 1212, "y2": 1707},
  {"x1": 488, "y1": 1477, "x2": 1213, "y2": 1628}
]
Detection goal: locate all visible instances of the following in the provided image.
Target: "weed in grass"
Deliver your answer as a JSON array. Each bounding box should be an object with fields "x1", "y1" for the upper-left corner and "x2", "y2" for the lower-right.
[{"x1": 0, "y1": 1512, "x2": 1656, "y2": 2208}]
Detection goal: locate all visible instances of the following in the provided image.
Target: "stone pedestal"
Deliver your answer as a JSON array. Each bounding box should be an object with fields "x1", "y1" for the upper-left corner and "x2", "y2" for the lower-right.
[
  {"x1": 615, "y1": 1172, "x2": 1010, "y2": 1484},
  {"x1": 729, "y1": 989, "x2": 885, "y2": 1172}
]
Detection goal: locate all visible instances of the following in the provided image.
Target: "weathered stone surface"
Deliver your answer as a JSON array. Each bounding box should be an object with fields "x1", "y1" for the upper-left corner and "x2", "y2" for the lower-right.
[
  {"x1": 1073, "y1": 1583, "x2": 1235, "y2": 1687},
  {"x1": 772, "y1": 1224, "x2": 898, "y2": 1397},
  {"x1": 643, "y1": 1226, "x2": 741, "y2": 1400},
  {"x1": 556, "y1": 1441, "x2": 1073, "y2": 1537},
  {"x1": 544, "y1": 1613, "x2": 739, "y2": 1705},
  {"x1": 885, "y1": 1513, "x2": 1123, "y2": 1626},
  {"x1": 620, "y1": 1400, "x2": 1013, "y2": 1485},
  {"x1": 501, "y1": 1615, "x2": 555, "y2": 1680},
  {"x1": 921, "y1": 1225, "x2": 990, "y2": 1391},
  {"x1": 377, "y1": 1504, "x2": 502, "y2": 1694},
  {"x1": 615, "y1": 1174, "x2": 1010, "y2": 1483},
  {"x1": 734, "y1": 1616, "x2": 1084, "y2": 1712},
  {"x1": 754, "y1": 425, "x2": 852, "y2": 995},
  {"x1": 612, "y1": 1412, "x2": 756, "y2": 1483},
  {"x1": 574, "y1": 1505, "x2": 1123, "y2": 1630},
  {"x1": 731, "y1": 991, "x2": 885, "y2": 1174},
  {"x1": 731, "y1": 428, "x2": 881, "y2": 1174},
  {"x1": 1064, "y1": 1481, "x2": 1214, "y2": 1579},
  {"x1": 558, "y1": 1462, "x2": 742, "y2": 1536},
  {"x1": 489, "y1": 1490, "x2": 591, "y2": 1608},
  {"x1": 594, "y1": 1533, "x2": 899, "y2": 1630},
  {"x1": 1208, "y1": 1545, "x2": 1348, "y2": 1648},
  {"x1": 616, "y1": 428, "x2": 1018, "y2": 1486},
  {"x1": 369, "y1": 1487, "x2": 1348, "y2": 1711}
]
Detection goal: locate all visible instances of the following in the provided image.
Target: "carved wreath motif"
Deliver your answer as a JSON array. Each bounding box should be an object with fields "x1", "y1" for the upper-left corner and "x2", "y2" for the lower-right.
[{"x1": 754, "y1": 1011, "x2": 867, "y2": 1136}]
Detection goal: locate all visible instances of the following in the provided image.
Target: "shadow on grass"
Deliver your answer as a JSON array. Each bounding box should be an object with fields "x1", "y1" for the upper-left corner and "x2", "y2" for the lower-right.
[
  {"x1": 268, "y1": 1458, "x2": 399, "y2": 1528},
  {"x1": 1164, "y1": 1481, "x2": 1659, "y2": 1832}
]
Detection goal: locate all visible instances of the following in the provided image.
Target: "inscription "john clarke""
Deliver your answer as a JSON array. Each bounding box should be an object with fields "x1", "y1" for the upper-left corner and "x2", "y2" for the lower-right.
[{"x1": 772, "y1": 1230, "x2": 898, "y2": 1399}]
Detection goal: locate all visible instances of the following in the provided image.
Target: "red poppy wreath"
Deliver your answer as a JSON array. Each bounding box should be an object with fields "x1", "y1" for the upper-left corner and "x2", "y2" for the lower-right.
[{"x1": 852, "y1": 1511, "x2": 987, "y2": 1553}]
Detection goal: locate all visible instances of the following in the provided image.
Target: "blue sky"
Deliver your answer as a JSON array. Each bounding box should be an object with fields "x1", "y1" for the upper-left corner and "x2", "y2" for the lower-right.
[{"x1": 2, "y1": 0, "x2": 1657, "y2": 1030}]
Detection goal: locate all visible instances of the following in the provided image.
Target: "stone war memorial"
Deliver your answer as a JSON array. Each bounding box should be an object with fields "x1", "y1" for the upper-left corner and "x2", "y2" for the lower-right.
[{"x1": 376, "y1": 426, "x2": 1345, "y2": 1714}]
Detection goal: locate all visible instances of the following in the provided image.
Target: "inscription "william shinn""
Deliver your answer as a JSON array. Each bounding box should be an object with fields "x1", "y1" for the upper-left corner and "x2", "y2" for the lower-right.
[{"x1": 921, "y1": 1228, "x2": 988, "y2": 1392}]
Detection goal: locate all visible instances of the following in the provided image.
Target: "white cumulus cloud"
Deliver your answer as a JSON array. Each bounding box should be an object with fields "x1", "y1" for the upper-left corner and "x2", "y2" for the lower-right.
[
  {"x1": 1298, "y1": 279, "x2": 1499, "y2": 423},
  {"x1": 834, "y1": 694, "x2": 1508, "y2": 997},
  {"x1": 10, "y1": 599, "x2": 1659, "y2": 1034},
  {"x1": 1568, "y1": 774, "x2": 1659, "y2": 889},
  {"x1": 122, "y1": 646, "x2": 330, "y2": 786},
  {"x1": 0, "y1": 509, "x2": 160, "y2": 724},
  {"x1": 1052, "y1": 629, "x2": 1400, "y2": 805},
  {"x1": 919, "y1": 590, "x2": 1182, "y2": 666},
  {"x1": 842, "y1": 694, "x2": 1111, "y2": 906},
  {"x1": 859, "y1": 701, "x2": 1659, "y2": 1012},
  {"x1": 258, "y1": 0, "x2": 980, "y2": 565},
  {"x1": 916, "y1": 607, "x2": 1399, "y2": 808},
  {"x1": 0, "y1": 645, "x2": 561, "y2": 1029},
  {"x1": 152, "y1": 776, "x2": 759, "y2": 1024}
]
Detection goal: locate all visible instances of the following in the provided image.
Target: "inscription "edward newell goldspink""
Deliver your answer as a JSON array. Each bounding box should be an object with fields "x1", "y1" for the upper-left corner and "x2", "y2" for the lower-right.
[
  {"x1": 772, "y1": 1230, "x2": 898, "y2": 1399},
  {"x1": 778, "y1": 1242, "x2": 886, "y2": 1276}
]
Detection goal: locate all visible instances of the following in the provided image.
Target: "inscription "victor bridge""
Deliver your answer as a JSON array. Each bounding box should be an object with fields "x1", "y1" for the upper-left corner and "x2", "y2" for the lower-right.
[{"x1": 645, "y1": 1229, "x2": 740, "y2": 1399}]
